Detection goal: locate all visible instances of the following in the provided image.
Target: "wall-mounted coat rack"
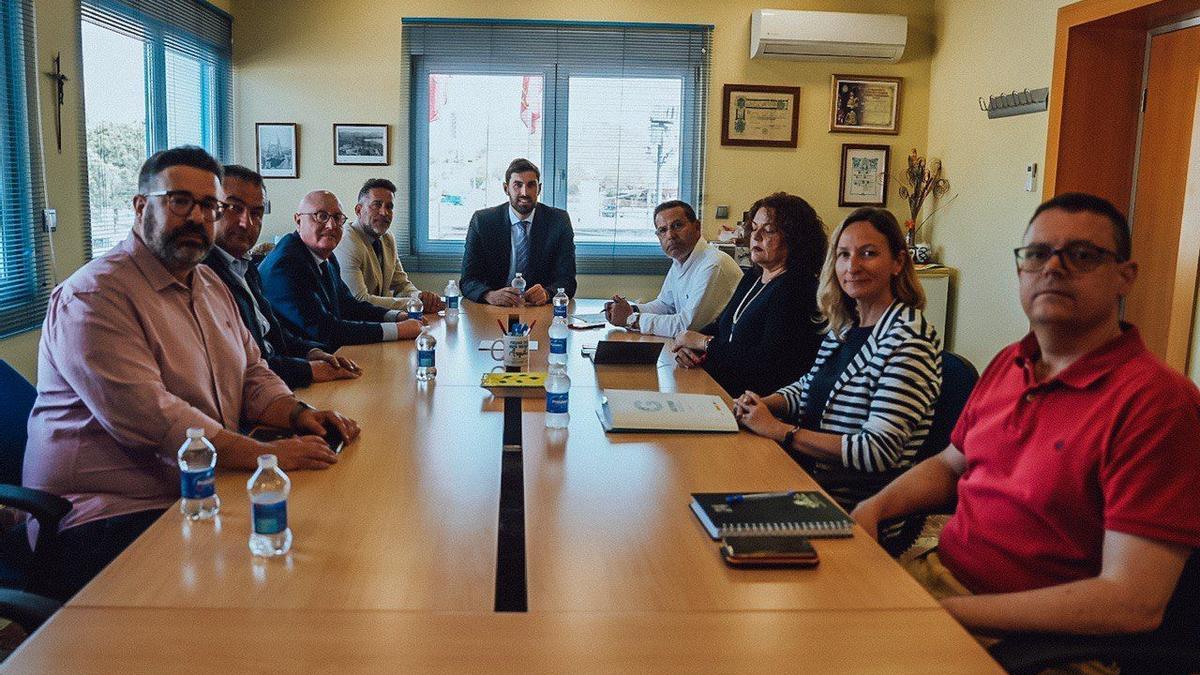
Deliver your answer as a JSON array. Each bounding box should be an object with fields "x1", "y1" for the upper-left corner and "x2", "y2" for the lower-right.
[{"x1": 979, "y1": 87, "x2": 1049, "y2": 119}]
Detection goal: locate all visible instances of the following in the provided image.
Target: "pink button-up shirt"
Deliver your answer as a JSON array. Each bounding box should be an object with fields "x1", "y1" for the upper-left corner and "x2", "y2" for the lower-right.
[{"x1": 24, "y1": 233, "x2": 293, "y2": 531}]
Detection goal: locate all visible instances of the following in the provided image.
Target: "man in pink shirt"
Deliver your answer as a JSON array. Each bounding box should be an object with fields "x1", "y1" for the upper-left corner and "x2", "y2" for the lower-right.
[
  {"x1": 24, "y1": 146, "x2": 360, "y2": 600},
  {"x1": 852, "y1": 193, "x2": 1200, "y2": 649}
]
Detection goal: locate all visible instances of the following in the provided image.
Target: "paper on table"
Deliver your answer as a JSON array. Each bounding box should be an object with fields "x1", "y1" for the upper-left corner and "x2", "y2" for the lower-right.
[{"x1": 478, "y1": 340, "x2": 539, "y2": 351}]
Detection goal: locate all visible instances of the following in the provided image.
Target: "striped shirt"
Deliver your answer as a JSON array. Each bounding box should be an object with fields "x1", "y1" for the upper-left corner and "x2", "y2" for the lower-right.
[{"x1": 776, "y1": 302, "x2": 942, "y2": 508}]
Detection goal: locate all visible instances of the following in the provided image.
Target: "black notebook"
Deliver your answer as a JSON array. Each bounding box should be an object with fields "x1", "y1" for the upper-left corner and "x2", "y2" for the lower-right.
[{"x1": 689, "y1": 491, "x2": 854, "y2": 540}]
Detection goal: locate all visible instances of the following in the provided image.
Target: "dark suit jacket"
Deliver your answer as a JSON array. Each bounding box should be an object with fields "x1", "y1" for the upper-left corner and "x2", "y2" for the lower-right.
[
  {"x1": 459, "y1": 203, "x2": 577, "y2": 303},
  {"x1": 258, "y1": 232, "x2": 394, "y2": 349},
  {"x1": 700, "y1": 267, "x2": 824, "y2": 397},
  {"x1": 202, "y1": 249, "x2": 328, "y2": 389}
]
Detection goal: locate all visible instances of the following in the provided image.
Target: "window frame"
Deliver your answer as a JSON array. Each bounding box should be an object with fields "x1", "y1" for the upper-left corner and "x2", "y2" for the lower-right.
[{"x1": 403, "y1": 19, "x2": 710, "y2": 275}]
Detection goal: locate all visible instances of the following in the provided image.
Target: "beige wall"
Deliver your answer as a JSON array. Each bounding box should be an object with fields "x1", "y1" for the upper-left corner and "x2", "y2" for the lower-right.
[
  {"x1": 923, "y1": 0, "x2": 1074, "y2": 368},
  {"x1": 230, "y1": 0, "x2": 933, "y2": 272}
]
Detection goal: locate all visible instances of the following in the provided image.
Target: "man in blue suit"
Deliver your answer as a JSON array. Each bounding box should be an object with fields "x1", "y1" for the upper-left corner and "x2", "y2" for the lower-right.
[
  {"x1": 460, "y1": 158, "x2": 577, "y2": 306},
  {"x1": 260, "y1": 190, "x2": 424, "y2": 349},
  {"x1": 203, "y1": 166, "x2": 361, "y2": 389}
]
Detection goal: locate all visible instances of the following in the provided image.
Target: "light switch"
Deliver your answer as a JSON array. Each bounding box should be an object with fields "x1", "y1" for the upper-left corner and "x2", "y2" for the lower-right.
[
  {"x1": 1025, "y1": 163, "x2": 1038, "y2": 192},
  {"x1": 715, "y1": 205, "x2": 730, "y2": 219},
  {"x1": 43, "y1": 208, "x2": 57, "y2": 232}
]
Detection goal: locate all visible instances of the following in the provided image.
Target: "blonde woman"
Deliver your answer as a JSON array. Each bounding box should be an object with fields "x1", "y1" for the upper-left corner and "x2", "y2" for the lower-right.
[{"x1": 735, "y1": 207, "x2": 942, "y2": 514}]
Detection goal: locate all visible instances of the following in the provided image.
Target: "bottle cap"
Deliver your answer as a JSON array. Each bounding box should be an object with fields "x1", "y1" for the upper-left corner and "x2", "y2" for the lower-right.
[
  {"x1": 257, "y1": 454, "x2": 278, "y2": 469},
  {"x1": 557, "y1": 288, "x2": 565, "y2": 293},
  {"x1": 186, "y1": 427, "x2": 204, "y2": 439}
]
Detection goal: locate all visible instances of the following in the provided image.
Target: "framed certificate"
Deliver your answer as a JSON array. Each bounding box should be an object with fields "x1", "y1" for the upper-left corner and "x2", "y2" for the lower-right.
[
  {"x1": 839, "y1": 144, "x2": 890, "y2": 207},
  {"x1": 830, "y1": 75, "x2": 902, "y2": 135},
  {"x1": 721, "y1": 84, "x2": 801, "y2": 148}
]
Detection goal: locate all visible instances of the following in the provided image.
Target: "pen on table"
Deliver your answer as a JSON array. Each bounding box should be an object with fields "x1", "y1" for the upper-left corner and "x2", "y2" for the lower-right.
[
  {"x1": 497, "y1": 319, "x2": 507, "y2": 335},
  {"x1": 725, "y1": 490, "x2": 796, "y2": 505},
  {"x1": 528, "y1": 319, "x2": 537, "y2": 333}
]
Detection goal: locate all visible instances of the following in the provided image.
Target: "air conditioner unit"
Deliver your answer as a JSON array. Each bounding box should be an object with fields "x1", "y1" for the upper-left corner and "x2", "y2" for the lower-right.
[{"x1": 750, "y1": 9, "x2": 907, "y2": 63}]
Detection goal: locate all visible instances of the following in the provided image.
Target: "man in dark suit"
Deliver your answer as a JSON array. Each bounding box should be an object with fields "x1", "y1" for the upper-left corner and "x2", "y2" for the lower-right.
[
  {"x1": 460, "y1": 158, "x2": 577, "y2": 306},
  {"x1": 202, "y1": 165, "x2": 360, "y2": 389},
  {"x1": 259, "y1": 190, "x2": 424, "y2": 348}
]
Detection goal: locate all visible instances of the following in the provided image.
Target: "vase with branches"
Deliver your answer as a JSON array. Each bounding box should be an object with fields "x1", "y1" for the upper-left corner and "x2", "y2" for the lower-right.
[{"x1": 897, "y1": 149, "x2": 952, "y2": 251}]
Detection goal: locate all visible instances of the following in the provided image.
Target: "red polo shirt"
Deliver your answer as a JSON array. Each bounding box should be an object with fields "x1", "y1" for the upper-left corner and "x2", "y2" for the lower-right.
[{"x1": 938, "y1": 326, "x2": 1200, "y2": 595}]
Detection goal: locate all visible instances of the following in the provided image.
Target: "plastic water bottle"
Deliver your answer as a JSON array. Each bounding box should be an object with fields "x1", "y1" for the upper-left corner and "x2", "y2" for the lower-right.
[
  {"x1": 178, "y1": 427, "x2": 219, "y2": 520},
  {"x1": 407, "y1": 291, "x2": 423, "y2": 320},
  {"x1": 247, "y1": 454, "x2": 292, "y2": 557},
  {"x1": 511, "y1": 273, "x2": 527, "y2": 301},
  {"x1": 444, "y1": 279, "x2": 460, "y2": 317},
  {"x1": 545, "y1": 363, "x2": 570, "y2": 428},
  {"x1": 548, "y1": 316, "x2": 568, "y2": 366},
  {"x1": 552, "y1": 288, "x2": 569, "y2": 318},
  {"x1": 416, "y1": 327, "x2": 437, "y2": 381}
]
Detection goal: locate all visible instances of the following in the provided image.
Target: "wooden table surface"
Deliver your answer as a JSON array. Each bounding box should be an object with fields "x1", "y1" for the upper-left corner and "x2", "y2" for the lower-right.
[{"x1": 6, "y1": 299, "x2": 999, "y2": 672}]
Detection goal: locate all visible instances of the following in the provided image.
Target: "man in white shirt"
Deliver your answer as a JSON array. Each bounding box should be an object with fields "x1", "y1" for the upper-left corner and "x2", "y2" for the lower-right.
[{"x1": 606, "y1": 201, "x2": 743, "y2": 337}]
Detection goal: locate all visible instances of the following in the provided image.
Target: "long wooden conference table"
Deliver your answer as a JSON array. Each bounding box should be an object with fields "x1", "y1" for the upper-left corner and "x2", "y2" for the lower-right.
[{"x1": 5, "y1": 300, "x2": 999, "y2": 672}]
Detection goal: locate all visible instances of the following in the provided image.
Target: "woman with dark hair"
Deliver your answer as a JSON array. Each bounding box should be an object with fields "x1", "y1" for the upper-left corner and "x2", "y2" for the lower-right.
[
  {"x1": 670, "y1": 192, "x2": 826, "y2": 396},
  {"x1": 734, "y1": 207, "x2": 942, "y2": 519}
]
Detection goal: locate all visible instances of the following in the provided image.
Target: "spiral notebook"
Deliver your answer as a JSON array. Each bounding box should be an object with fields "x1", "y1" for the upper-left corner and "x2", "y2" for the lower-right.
[{"x1": 689, "y1": 491, "x2": 854, "y2": 539}]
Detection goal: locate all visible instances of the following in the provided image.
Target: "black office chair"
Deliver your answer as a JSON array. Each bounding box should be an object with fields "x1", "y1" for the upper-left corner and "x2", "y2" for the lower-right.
[
  {"x1": 880, "y1": 351, "x2": 978, "y2": 555},
  {"x1": 988, "y1": 550, "x2": 1200, "y2": 674},
  {"x1": 0, "y1": 359, "x2": 69, "y2": 635}
]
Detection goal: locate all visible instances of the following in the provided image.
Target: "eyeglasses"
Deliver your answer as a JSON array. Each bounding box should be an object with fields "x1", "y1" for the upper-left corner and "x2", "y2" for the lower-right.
[
  {"x1": 297, "y1": 211, "x2": 348, "y2": 228},
  {"x1": 655, "y1": 221, "x2": 692, "y2": 237},
  {"x1": 145, "y1": 190, "x2": 228, "y2": 222},
  {"x1": 224, "y1": 201, "x2": 266, "y2": 221},
  {"x1": 1013, "y1": 243, "x2": 1123, "y2": 273}
]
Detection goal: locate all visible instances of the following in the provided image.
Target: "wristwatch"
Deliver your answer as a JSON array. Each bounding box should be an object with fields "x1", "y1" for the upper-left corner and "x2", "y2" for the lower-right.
[
  {"x1": 625, "y1": 311, "x2": 640, "y2": 331},
  {"x1": 780, "y1": 425, "x2": 800, "y2": 449},
  {"x1": 289, "y1": 400, "x2": 315, "y2": 431}
]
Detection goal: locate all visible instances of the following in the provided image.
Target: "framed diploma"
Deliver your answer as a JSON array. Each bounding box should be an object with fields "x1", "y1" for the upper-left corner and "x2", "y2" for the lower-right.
[
  {"x1": 830, "y1": 75, "x2": 902, "y2": 135},
  {"x1": 721, "y1": 84, "x2": 801, "y2": 148},
  {"x1": 839, "y1": 144, "x2": 890, "y2": 207}
]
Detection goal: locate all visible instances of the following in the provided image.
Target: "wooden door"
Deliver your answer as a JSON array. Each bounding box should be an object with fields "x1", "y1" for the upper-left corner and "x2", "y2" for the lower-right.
[{"x1": 1126, "y1": 23, "x2": 1200, "y2": 370}]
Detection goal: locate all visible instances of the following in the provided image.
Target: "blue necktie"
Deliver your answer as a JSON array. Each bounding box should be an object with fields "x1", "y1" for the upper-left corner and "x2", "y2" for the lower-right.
[{"x1": 514, "y1": 220, "x2": 530, "y2": 276}]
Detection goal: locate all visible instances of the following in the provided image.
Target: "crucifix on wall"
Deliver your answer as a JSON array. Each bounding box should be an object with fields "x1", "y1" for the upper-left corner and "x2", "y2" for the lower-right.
[{"x1": 44, "y1": 52, "x2": 69, "y2": 153}]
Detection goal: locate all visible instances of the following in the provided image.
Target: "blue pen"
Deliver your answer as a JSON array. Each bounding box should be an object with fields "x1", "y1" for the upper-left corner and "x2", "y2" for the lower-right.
[{"x1": 726, "y1": 490, "x2": 795, "y2": 505}]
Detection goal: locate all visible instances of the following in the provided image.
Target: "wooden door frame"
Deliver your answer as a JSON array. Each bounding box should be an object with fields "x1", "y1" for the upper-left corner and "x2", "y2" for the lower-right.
[{"x1": 1044, "y1": 0, "x2": 1200, "y2": 371}]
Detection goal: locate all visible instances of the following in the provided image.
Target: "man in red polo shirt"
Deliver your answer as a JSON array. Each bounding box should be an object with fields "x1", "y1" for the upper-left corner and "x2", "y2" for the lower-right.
[{"x1": 853, "y1": 192, "x2": 1200, "y2": 637}]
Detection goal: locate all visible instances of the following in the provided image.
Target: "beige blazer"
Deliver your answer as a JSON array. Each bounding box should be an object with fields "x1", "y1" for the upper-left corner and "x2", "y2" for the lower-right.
[{"x1": 334, "y1": 224, "x2": 419, "y2": 309}]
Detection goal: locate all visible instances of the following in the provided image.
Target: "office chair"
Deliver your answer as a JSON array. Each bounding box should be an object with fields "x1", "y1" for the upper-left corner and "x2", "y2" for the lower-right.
[
  {"x1": 988, "y1": 550, "x2": 1200, "y2": 674},
  {"x1": 0, "y1": 360, "x2": 69, "y2": 635},
  {"x1": 880, "y1": 351, "x2": 978, "y2": 555}
]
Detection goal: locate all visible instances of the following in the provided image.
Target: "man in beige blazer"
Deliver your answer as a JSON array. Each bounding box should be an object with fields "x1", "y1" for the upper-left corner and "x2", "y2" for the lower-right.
[{"x1": 334, "y1": 178, "x2": 444, "y2": 313}]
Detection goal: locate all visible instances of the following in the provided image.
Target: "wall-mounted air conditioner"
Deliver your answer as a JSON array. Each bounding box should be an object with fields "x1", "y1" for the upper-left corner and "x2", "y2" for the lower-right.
[{"x1": 750, "y1": 9, "x2": 907, "y2": 63}]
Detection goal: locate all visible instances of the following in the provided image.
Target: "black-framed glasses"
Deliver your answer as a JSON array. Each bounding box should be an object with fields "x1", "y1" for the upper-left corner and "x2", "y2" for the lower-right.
[
  {"x1": 145, "y1": 190, "x2": 228, "y2": 222},
  {"x1": 224, "y1": 201, "x2": 266, "y2": 221},
  {"x1": 297, "y1": 211, "x2": 348, "y2": 228},
  {"x1": 1013, "y1": 242, "x2": 1122, "y2": 273}
]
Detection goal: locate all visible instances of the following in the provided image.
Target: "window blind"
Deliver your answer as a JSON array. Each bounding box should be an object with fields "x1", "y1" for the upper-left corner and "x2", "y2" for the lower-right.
[
  {"x1": 0, "y1": 0, "x2": 51, "y2": 338},
  {"x1": 80, "y1": 0, "x2": 231, "y2": 259},
  {"x1": 400, "y1": 19, "x2": 711, "y2": 274}
]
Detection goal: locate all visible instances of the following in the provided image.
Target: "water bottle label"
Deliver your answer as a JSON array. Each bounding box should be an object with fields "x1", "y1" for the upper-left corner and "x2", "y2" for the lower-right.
[
  {"x1": 546, "y1": 391, "x2": 569, "y2": 414},
  {"x1": 553, "y1": 305, "x2": 567, "y2": 318},
  {"x1": 252, "y1": 500, "x2": 288, "y2": 535},
  {"x1": 447, "y1": 296, "x2": 459, "y2": 309},
  {"x1": 180, "y1": 468, "x2": 215, "y2": 499},
  {"x1": 418, "y1": 349, "x2": 435, "y2": 367},
  {"x1": 550, "y1": 337, "x2": 567, "y2": 354},
  {"x1": 407, "y1": 311, "x2": 422, "y2": 321}
]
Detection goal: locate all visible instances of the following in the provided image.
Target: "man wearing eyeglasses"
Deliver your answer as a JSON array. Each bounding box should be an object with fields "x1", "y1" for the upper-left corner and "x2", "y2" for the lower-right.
[
  {"x1": 853, "y1": 193, "x2": 1200, "y2": 643},
  {"x1": 259, "y1": 190, "x2": 424, "y2": 348},
  {"x1": 202, "y1": 165, "x2": 362, "y2": 388},
  {"x1": 334, "y1": 178, "x2": 444, "y2": 314},
  {"x1": 24, "y1": 146, "x2": 359, "y2": 599}
]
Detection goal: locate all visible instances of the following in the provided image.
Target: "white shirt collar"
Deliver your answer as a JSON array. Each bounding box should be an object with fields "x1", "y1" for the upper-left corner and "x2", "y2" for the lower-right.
[
  {"x1": 213, "y1": 245, "x2": 252, "y2": 277},
  {"x1": 509, "y1": 205, "x2": 536, "y2": 226}
]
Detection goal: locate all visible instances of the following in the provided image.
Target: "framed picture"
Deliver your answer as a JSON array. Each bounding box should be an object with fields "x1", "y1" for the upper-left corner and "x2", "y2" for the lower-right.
[
  {"x1": 830, "y1": 75, "x2": 902, "y2": 135},
  {"x1": 334, "y1": 124, "x2": 389, "y2": 165},
  {"x1": 255, "y1": 123, "x2": 298, "y2": 179},
  {"x1": 721, "y1": 84, "x2": 801, "y2": 148},
  {"x1": 839, "y1": 144, "x2": 890, "y2": 207}
]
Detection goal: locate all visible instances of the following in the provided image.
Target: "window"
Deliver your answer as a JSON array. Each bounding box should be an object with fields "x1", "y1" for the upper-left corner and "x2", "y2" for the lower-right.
[
  {"x1": 81, "y1": 0, "x2": 232, "y2": 259},
  {"x1": 0, "y1": 0, "x2": 50, "y2": 338},
  {"x1": 404, "y1": 20, "x2": 711, "y2": 272}
]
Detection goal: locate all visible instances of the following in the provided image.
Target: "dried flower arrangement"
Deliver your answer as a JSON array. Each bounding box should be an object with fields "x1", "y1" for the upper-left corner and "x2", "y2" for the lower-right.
[{"x1": 897, "y1": 149, "x2": 953, "y2": 246}]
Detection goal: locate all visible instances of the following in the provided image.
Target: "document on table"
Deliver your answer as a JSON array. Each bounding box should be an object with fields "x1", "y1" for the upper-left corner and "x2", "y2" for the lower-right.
[{"x1": 478, "y1": 340, "x2": 539, "y2": 350}]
